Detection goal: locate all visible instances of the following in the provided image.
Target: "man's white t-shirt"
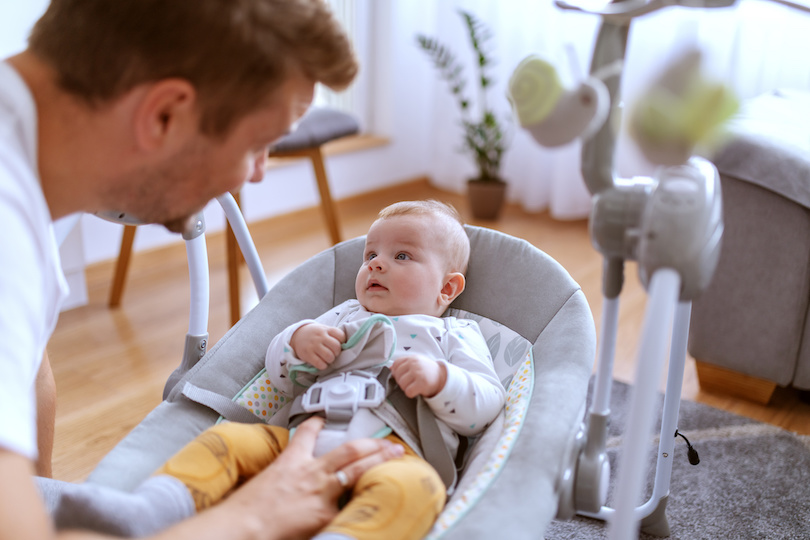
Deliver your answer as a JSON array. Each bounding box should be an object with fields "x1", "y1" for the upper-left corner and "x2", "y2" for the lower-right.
[{"x1": 0, "y1": 60, "x2": 68, "y2": 460}]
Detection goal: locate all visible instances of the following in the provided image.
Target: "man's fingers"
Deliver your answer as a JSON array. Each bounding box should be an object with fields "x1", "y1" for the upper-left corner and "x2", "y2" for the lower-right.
[
  {"x1": 320, "y1": 438, "x2": 404, "y2": 478},
  {"x1": 284, "y1": 416, "x2": 324, "y2": 454},
  {"x1": 331, "y1": 446, "x2": 403, "y2": 490}
]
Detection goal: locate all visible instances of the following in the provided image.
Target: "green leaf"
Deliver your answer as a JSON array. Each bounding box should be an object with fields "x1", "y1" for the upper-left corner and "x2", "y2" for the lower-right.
[{"x1": 417, "y1": 9, "x2": 509, "y2": 180}]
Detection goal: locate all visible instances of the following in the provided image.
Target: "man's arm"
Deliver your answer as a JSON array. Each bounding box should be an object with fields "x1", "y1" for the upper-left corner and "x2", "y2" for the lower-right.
[
  {"x1": 148, "y1": 418, "x2": 402, "y2": 540},
  {"x1": 2, "y1": 418, "x2": 402, "y2": 540},
  {"x1": 0, "y1": 446, "x2": 289, "y2": 540},
  {"x1": 0, "y1": 449, "x2": 55, "y2": 540},
  {"x1": 1, "y1": 449, "x2": 131, "y2": 540},
  {"x1": 36, "y1": 352, "x2": 56, "y2": 478}
]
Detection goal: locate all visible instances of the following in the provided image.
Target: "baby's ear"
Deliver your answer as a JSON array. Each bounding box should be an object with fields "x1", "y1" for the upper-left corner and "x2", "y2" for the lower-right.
[{"x1": 440, "y1": 273, "x2": 466, "y2": 306}]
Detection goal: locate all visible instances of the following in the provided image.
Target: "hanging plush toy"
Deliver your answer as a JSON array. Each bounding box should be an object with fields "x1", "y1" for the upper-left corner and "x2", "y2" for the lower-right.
[
  {"x1": 629, "y1": 48, "x2": 738, "y2": 166},
  {"x1": 508, "y1": 54, "x2": 610, "y2": 147},
  {"x1": 508, "y1": 48, "x2": 738, "y2": 167}
]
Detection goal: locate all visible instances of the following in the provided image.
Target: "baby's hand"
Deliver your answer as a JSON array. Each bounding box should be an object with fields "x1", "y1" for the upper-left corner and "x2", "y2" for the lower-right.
[
  {"x1": 290, "y1": 323, "x2": 346, "y2": 370},
  {"x1": 390, "y1": 355, "x2": 447, "y2": 398}
]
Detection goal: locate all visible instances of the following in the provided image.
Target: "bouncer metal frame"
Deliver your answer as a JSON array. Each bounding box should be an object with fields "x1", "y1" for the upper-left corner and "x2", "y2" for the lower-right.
[{"x1": 545, "y1": 1, "x2": 730, "y2": 538}]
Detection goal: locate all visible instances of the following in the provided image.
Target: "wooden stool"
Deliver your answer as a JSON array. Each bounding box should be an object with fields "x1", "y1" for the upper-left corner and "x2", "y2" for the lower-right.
[{"x1": 109, "y1": 108, "x2": 360, "y2": 327}]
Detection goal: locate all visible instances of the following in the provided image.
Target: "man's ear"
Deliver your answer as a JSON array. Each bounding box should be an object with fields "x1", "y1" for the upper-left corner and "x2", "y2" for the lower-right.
[
  {"x1": 132, "y1": 79, "x2": 197, "y2": 152},
  {"x1": 440, "y1": 273, "x2": 466, "y2": 307}
]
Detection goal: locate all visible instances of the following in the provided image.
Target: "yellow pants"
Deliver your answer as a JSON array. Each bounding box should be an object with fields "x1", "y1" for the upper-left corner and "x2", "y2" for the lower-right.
[{"x1": 156, "y1": 422, "x2": 446, "y2": 540}]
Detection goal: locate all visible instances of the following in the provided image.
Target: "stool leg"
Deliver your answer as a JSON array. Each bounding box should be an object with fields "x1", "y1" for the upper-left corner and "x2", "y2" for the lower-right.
[
  {"x1": 226, "y1": 223, "x2": 241, "y2": 326},
  {"x1": 226, "y1": 191, "x2": 243, "y2": 326},
  {"x1": 307, "y1": 147, "x2": 342, "y2": 245},
  {"x1": 109, "y1": 225, "x2": 137, "y2": 307}
]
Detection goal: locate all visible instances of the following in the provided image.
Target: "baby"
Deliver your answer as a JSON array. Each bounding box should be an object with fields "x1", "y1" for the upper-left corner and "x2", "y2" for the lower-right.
[{"x1": 261, "y1": 200, "x2": 505, "y2": 540}]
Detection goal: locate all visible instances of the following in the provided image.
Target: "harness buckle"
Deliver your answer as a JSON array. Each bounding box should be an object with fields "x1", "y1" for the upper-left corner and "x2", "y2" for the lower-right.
[{"x1": 300, "y1": 371, "x2": 386, "y2": 416}]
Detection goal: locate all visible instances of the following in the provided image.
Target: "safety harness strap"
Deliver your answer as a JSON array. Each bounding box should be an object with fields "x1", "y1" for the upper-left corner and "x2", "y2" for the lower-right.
[
  {"x1": 180, "y1": 382, "x2": 265, "y2": 425},
  {"x1": 379, "y1": 368, "x2": 458, "y2": 492}
]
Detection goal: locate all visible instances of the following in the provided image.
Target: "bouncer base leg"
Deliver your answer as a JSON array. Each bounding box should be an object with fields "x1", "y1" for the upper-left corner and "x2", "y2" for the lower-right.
[{"x1": 640, "y1": 496, "x2": 671, "y2": 537}]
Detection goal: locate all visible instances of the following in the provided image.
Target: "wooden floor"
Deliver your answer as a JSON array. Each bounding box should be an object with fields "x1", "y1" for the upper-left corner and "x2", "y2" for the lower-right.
[{"x1": 47, "y1": 177, "x2": 810, "y2": 483}]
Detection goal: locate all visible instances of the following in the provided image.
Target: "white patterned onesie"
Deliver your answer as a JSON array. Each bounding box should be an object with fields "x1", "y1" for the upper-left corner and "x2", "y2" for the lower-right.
[{"x1": 265, "y1": 299, "x2": 506, "y2": 460}]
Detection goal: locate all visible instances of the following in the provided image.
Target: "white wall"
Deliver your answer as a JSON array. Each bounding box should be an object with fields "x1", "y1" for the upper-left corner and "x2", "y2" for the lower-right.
[{"x1": 0, "y1": 2, "x2": 49, "y2": 57}]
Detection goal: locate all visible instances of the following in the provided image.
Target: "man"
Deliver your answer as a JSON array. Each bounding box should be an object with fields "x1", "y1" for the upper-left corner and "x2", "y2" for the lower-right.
[{"x1": 0, "y1": 1, "x2": 400, "y2": 539}]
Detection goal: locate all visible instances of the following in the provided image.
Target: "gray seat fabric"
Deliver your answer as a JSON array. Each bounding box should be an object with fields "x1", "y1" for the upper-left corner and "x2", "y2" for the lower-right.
[
  {"x1": 269, "y1": 107, "x2": 360, "y2": 153},
  {"x1": 87, "y1": 225, "x2": 596, "y2": 539}
]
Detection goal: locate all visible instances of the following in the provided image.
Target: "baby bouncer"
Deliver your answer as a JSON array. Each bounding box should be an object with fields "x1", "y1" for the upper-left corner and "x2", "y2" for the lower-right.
[
  {"x1": 84, "y1": 1, "x2": 731, "y2": 538},
  {"x1": 88, "y1": 201, "x2": 597, "y2": 539}
]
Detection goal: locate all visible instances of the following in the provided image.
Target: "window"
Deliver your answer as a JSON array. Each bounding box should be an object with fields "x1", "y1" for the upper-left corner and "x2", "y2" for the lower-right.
[{"x1": 313, "y1": 0, "x2": 373, "y2": 131}]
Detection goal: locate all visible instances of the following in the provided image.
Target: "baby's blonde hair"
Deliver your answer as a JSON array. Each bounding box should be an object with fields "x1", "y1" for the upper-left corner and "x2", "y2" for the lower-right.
[{"x1": 376, "y1": 200, "x2": 470, "y2": 274}]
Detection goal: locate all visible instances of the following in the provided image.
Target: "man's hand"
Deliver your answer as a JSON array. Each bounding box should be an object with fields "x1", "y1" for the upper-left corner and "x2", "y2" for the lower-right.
[
  {"x1": 390, "y1": 355, "x2": 447, "y2": 398},
  {"x1": 0, "y1": 450, "x2": 53, "y2": 540},
  {"x1": 290, "y1": 324, "x2": 346, "y2": 370},
  {"x1": 191, "y1": 417, "x2": 404, "y2": 540}
]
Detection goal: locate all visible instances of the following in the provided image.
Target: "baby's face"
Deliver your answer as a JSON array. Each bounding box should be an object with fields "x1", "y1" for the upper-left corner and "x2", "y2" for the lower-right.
[{"x1": 355, "y1": 214, "x2": 452, "y2": 317}]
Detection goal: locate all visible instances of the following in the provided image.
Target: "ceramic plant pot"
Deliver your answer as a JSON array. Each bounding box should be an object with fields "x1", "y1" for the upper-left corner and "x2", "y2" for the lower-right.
[{"x1": 467, "y1": 178, "x2": 507, "y2": 220}]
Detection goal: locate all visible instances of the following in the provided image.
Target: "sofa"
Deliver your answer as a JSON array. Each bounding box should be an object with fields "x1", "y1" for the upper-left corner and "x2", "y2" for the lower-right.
[{"x1": 688, "y1": 89, "x2": 810, "y2": 404}]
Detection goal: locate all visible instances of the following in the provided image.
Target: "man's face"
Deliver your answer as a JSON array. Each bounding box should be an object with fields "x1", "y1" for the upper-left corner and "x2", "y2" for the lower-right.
[
  {"x1": 355, "y1": 214, "x2": 453, "y2": 318},
  {"x1": 114, "y1": 74, "x2": 314, "y2": 233}
]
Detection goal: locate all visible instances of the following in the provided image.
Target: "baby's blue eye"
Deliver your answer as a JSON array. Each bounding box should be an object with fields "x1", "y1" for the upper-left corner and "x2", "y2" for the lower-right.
[
  {"x1": 366, "y1": 253, "x2": 377, "y2": 261},
  {"x1": 395, "y1": 253, "x2": 410, "y2": 260}
]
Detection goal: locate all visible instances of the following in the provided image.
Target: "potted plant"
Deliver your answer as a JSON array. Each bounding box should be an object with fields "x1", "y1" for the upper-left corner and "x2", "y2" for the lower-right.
[{"x1": 417, "y1": 10, "x2": 508, "y2": 220}]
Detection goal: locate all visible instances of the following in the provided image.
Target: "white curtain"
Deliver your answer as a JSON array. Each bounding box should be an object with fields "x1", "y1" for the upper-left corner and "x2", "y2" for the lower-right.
[{"x1": 415, "y1": 0, "x2": 810, "y2": 220}]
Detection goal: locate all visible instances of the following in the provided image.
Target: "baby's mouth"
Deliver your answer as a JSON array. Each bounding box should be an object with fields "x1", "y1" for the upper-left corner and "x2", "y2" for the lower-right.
[{"x1": 368, "y1": 281, "x2": 387, "y2": 291}]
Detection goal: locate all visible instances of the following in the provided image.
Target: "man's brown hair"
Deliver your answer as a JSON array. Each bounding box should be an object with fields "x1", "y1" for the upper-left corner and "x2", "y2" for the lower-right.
[{"x1": 28, "y1": 0, "x2": 358, "y2": 137}]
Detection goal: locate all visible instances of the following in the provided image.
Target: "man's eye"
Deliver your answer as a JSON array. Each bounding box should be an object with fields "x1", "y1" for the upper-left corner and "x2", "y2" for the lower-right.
[{"x1": 395, "y1": 253, "x2": 410, "y2": 260}]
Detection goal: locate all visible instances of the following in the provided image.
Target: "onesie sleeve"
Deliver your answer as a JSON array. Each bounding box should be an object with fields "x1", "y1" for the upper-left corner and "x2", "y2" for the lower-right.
[
  {"x1": 423, "y1": 320, "x2": 506, "y2": 436},
  {"x1": 265, "y1": 319, "x2": 316, "y2": 396},
  {"x1": 265, "y1": 299, "x2": 359, "y2": 396}
]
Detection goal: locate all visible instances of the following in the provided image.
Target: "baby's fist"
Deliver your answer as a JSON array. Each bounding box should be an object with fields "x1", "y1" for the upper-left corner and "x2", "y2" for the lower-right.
[
  {"x1": 290, "y1": 323, "x2": 346, "y2": 370},
  {"x1": 390, "y1": 355, "x2": 447, "y2": 398}
]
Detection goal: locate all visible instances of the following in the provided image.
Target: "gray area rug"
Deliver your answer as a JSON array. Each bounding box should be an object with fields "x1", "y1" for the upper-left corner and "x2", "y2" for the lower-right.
[{"x1": 545, "y1": 380, "x2": 810, "y2": 539}]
